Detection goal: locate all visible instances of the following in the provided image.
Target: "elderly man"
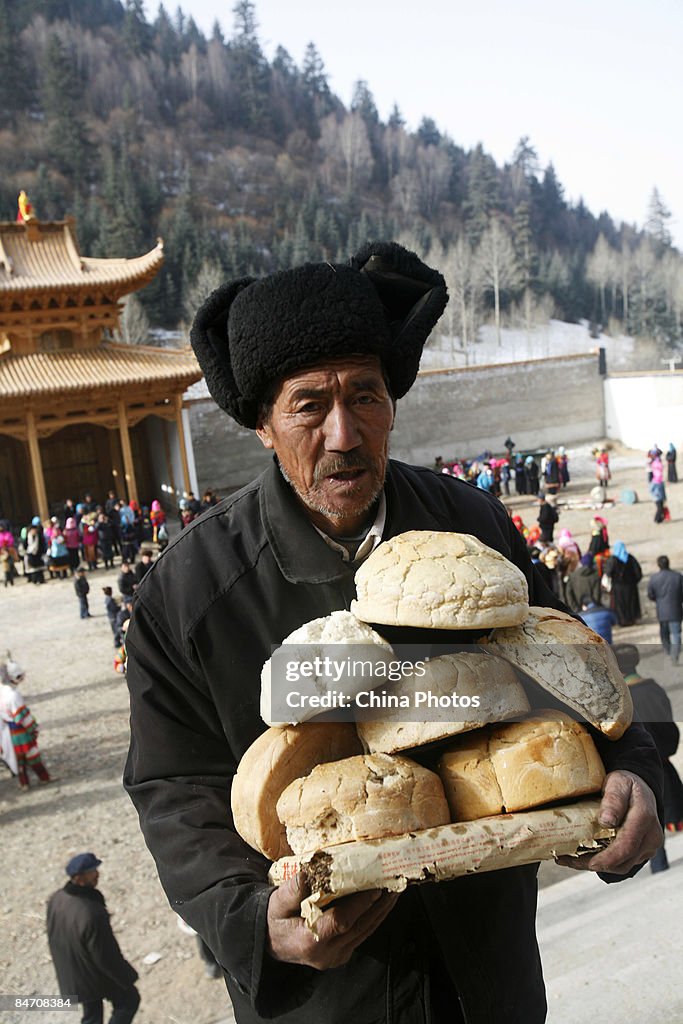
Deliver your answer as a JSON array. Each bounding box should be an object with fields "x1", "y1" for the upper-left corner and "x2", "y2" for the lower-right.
[
  {"x1": 47, "y1": 853, "x2": 139, "y2": 1024},
  {"x1": 124, "y1": 243, "x2": 662, "y2": 1024}
]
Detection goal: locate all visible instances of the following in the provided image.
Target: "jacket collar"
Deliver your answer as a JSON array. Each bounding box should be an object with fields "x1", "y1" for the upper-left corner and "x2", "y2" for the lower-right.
[
  {"x1": 260, "y1": 458, "x2": 357, "y2": 585},
  {"x1": 259, "y1": 458, "x2": 446, "y2": 584},
  {"x1": 64, "y1": 881, "x2": 106, "y2": 905}
]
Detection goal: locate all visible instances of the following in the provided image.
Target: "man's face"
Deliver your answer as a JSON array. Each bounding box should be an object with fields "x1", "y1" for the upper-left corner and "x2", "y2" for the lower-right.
[
  {"x1": 256, "y1": 355, "x2": 394, "y2": 536},
  {"x1": 73, "y1": 869, "x2": 99, "y2": 888}
]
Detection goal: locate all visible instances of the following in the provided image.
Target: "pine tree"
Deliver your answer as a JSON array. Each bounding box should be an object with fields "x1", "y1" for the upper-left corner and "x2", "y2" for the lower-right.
[
  {"x1": 0, "y1": 0, "x2": 29, "y2": 128},
  {"x1": 645, "y1": 187, "x2": 672, "y2": 252},
  {"x1": 42, "y1": 35, "x2": 95, "y2": 184},
  {"x1": 463, "y1": 144, "x2": 500, "y2": 247},
  {"x1": 350, "y1": 80, "x2": 378, "y2": 127},
  {"x1": 512, "y1": 200, "x2": 538, "y2": 332},
  {"x1": 302, "y1": 43, "x2": 328, "y2": 96},
  {"x1": 536, "y1": 163, "x2": 567, "y2": 249},
  {"x1": 122, "y1": 0, "x2": 152, "y2": 56},
  {"x1": 387, "y1": 104, "x2": 405, "y2": 130},
  {"x1": 417, "y1": 117, "x2": 441, "y2": 147},
  {"x1": 230, "y1": 0, "x2": 271, "y2": 134},
  {"x1": 154, "y1": 3, "x2": 180, "y2": 66}
]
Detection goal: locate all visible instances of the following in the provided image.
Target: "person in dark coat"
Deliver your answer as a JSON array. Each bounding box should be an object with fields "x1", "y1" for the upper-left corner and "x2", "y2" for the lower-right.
[
  {"x1": 133, "y1": 550, "x2": 154, "y2": 586},
  {"x1": 103, "y1": 587, "x2": 120, "y2": 643},
  {"x1": 123, "y1": 244, "x2": 663, "y2": 1024},
  {"x1": 537, "y1": 493, "x2": 559, "y2": 543},
  {"x1": 665, "y1": 443, "x2": 677, "y2": 483},
  {"x1": 588, "y1": 516, "x2": 610, "y2": 557},
  {"x1": 47, "y1": 852, "x2": 139, "y2": 1024},
  {"x1": 613, "y1": 644, "x2": 683, "y2": 868},
  {"x1": 514, "y1": 454, "x2": 526, "y2": 494},
  {"x1": 566, "y1": 553, "x2": 602, "y2": 612},
  {"x1": 524, "y1": 455, "x2": 540, "y2": 495},
  {"x1": 74, "y1": 569, "x2": 90, "y2": 619},
  {"x1": 96, "y1": 514, "x2": 115, "y2": 570},
  {"x1": 117, "y1": 563, "x2": 136, "y2": 600},
  {"x1": 114, "y1": 598, "x2": 134, "y2": 648},
  {"x1": 603, "y1": 541, "x2": 642, "y2": 626},
  {"x1": 647, "y1": 555, "x2": 683, "y2": 664}
]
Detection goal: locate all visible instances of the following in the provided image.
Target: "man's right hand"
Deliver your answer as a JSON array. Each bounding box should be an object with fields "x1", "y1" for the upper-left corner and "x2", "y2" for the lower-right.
[{"x1": 266, "y1": 873, "x2": 398, "y2": 971}]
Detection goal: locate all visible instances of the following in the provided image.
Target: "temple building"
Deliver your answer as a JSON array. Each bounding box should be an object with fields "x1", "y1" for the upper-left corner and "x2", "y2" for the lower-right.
[{"x1": 0, "y1": 214, "x2": 202, "y2": 524}]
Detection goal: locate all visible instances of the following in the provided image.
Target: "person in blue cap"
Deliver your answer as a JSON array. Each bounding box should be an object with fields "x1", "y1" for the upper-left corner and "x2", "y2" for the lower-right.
[{"x1": 47, "y1": 852, "x2": 139, "y2": 1024}]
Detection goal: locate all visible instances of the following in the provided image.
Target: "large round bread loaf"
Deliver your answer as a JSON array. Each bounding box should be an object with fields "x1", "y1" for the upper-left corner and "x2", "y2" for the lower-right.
[
  {"x1": 438, "y1": 711, "x2": 605, "y2": 821},
  {"x1": 484, "y1": 607, "x2": 633, "y2": 739},
  {"x1": 276, "y1": 752, "x2": 451, "y2": 856},
  {"x1": 350, "y1": 531, "x2": 529, "y2": 629},
  {"x1": 231, "y1": 722, "x2": 363, "y2": 860},
  {"x1": 260, "y1": 610, "x2": 394, "y2": 727},
  {"x1": 357, "y1": 653, "x2": 531, "y2": 754}
]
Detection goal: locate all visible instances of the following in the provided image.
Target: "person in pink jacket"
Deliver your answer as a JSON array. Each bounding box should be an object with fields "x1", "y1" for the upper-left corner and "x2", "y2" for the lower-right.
[{"x1": 63, "y1": 517, "x2": 81, "y2": 574}]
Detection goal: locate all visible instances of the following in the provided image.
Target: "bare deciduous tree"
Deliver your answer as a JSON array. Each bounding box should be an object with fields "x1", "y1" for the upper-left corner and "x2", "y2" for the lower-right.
[
  {"x1": 432, "y1": 236, "x2": 483, "y2": 357},
  {"x1": 319, "y1": 112, "x2": 373, "y2": 193},
  {"x1": 183, "y1": 258, "x2": 225, "y2": 324},
  {"x1": 586, "y1": 233, "x2": 616, "y2": 326},
  {"x1": 114, "y1": 294, "x2": 150, "y2": 345},
  {"x1": 476, "y1": 215, "x2": 520, "y2": 346}
]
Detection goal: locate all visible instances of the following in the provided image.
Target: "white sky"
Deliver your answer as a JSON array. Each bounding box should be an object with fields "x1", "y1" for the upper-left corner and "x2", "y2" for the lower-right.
[{"x1": 147, "y1": 0, "x2": 683, "y2": 247}]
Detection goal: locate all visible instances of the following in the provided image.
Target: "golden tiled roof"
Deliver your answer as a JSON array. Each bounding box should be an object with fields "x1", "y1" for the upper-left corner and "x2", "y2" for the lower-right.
[
  {"x1": 0, "y1": 343, "x2": 201, "y2": 399},
  {"x1": 0, "y1": 220, "x2": 163, "y2": 296}
]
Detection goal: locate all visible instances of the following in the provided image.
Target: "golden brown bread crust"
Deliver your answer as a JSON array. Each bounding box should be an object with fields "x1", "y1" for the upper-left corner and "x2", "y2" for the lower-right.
[
  {"x1": 231, "y1": 722, "x2": 363, "y2": 860},
  {"x1": 276, "y1": 752, "x2": 451, "y2": 856},
  {"x1": 438, "y1": 711, "x2": 606, "y2": 821},
  {"x1": 350, "y1": 531, "x2": 529, "y2": 629},
  {"x1": 357, "y1": 652, "x2": 531, "y2": 754},
  {"x1": 483, "y1": 607, "x2": 633, "y2": 739}
]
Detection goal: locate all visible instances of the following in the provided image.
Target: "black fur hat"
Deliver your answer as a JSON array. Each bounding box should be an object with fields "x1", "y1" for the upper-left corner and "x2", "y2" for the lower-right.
[{"x1": 190, "y1": 240, "x2": 448, "y2": 428}]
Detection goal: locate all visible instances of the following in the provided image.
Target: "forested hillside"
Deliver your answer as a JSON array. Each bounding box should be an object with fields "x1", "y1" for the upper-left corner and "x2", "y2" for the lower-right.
[{"x1": 1, "y1": 0, "x2": 681, "y2": 346}]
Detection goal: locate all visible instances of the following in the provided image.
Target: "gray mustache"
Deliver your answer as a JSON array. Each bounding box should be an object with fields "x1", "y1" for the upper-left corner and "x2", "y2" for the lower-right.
[{"x1": 314, "y1": 453, "x2": 374, "y2": 483}]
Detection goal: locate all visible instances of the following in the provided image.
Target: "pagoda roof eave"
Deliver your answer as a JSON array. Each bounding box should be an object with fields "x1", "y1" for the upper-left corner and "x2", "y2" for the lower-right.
[
  {"x1": 0, "y1": 220, "x2": 164, "y2": 297},
  {"x1": 0, "y1": 342, "x2": 201, "y2": 400}
]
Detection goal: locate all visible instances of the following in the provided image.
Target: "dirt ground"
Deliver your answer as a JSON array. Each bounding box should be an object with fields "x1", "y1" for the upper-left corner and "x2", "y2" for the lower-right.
[{"x1": 1, "y1": 441, "x2": 682, "y2": 1024}]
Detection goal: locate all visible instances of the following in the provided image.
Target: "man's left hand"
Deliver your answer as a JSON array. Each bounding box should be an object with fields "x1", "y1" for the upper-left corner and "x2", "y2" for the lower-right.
[{"x1": 556, "y1": 770, "x2": 663, "y2": 874}]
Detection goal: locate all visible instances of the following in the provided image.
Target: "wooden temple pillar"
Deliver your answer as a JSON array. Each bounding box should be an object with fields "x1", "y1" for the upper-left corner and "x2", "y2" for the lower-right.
[
  {"x1": 25, "y1": 410, "x2": 49, "y2": 521},
  {"x1": 117, "y1": 399, "x2": 139, "y2": 505},
  {"x1": 174, "y1": 393, "x2": 192, "y2": 496}
]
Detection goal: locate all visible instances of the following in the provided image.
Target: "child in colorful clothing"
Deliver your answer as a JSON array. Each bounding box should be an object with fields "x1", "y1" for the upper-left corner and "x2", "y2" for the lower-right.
[
  {"x1": 1, "y1": 545, "x2": 17, "y2": 586},
  {"x1": 150, "y1": 499, "x2": 166, "y2": 544},
  {"x1": 0, "y1": 655, "x2": 51, "y2": 790}
]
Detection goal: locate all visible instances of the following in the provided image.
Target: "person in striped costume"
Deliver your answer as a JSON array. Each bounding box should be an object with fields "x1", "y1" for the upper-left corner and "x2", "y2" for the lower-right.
[{"x1": 0, "y1": 654, "x2": 51, "y2": 790}]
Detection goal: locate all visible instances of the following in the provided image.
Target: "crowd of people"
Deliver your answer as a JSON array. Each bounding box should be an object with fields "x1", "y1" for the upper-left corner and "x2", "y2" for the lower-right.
[
  {"x1": 434, "y1": 444, "x2": 570, "y2": 498},
  {"x1": 0, "y1": 488, "x2": 221, "y2": 589}
]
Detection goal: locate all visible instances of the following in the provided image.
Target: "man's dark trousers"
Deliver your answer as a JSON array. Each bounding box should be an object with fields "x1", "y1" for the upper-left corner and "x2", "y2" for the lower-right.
[{"x1": 81, "y1": 985, "x2": 140, "y2": 1024}]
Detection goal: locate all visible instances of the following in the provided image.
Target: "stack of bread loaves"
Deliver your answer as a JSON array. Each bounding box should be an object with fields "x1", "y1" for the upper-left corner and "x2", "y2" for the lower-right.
[{"x1": 232, "y1": 531, "x2": 630, "y2": 897}]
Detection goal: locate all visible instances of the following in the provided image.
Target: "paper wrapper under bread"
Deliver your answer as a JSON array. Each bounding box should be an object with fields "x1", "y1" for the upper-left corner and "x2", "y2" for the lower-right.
[{"x1": 268, "y1": 799, "x2": 615, "y2": 929}]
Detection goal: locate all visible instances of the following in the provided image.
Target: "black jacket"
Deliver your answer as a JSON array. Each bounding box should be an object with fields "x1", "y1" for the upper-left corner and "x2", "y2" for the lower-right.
[
  {"x1": 117, "y1": 570, "x2": 136, "y2": 598},
  {"x1": 134, "y1": 560, "x2": 153, "y2": 585},
  {"x1": 74, "y1": 576, "x2": 90, "y2": 598},
  {"x1": 566, "y1": 565, "x2": 602, "y2": 612},
  {"x1": 46, "y1": 884, "x2": 138, "y2": 1001},
  {"x1": 124, "y1": 459, "x2": 662, "y2": 1024},
  {"x1": 647, "y1": 568, "x2": 683, "y2": 622}
]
